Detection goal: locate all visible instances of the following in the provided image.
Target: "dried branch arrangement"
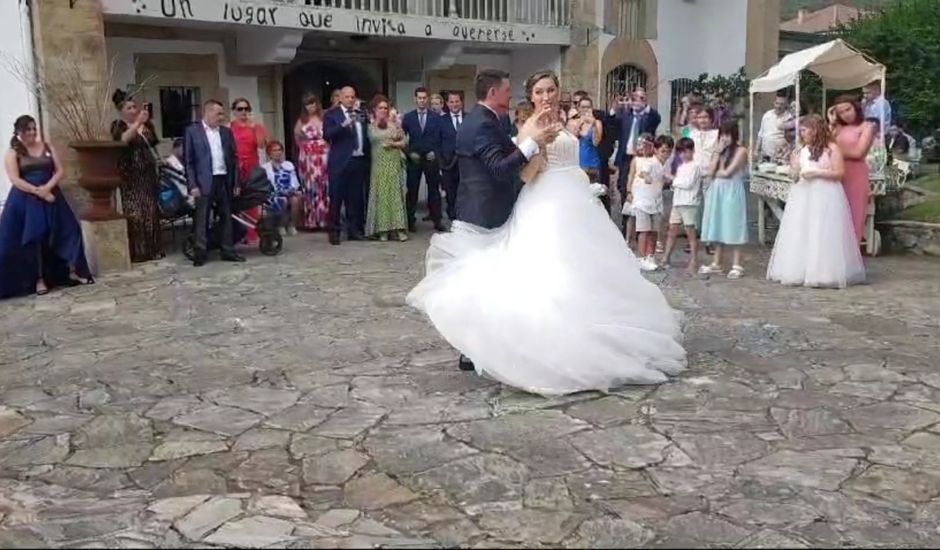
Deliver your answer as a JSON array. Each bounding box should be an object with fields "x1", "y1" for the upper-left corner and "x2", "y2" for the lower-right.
[{"x1": 2, "y1": 52, "x2": 153, "y2": 143}]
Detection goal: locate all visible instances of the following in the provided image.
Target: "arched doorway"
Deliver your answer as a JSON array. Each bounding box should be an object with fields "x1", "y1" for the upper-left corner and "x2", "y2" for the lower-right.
[
  {"x1": 282, "y1": 60, "x2": 383, "y2": 158},
  {"x1": 605, "y1": 64, "x2": 648, "y2": 103}
]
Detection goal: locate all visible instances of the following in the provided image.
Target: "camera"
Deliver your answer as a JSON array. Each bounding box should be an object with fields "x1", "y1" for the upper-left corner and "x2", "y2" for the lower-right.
[{"x1": 351, "y1": 108, "x2": 368, "y2": 123}]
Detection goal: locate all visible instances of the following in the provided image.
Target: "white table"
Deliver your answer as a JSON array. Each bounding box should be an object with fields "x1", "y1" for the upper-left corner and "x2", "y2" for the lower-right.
[{"x1": 750, "y1": 169, "x2": 886, "y2": 256}]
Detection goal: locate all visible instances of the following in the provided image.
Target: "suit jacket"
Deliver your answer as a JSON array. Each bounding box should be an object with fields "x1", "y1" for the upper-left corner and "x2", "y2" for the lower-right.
[
  {"x1": 455, "y1": 104, "x2": 528, "y2": 229},
  {"x1": 401, "y1": 109, "x2": 442, "y2": 157},
  {"x1": 323, "y1": 105, "x2": 371, "y2": 175},
  {"x1": 183, "y1": 122, "x2": 237, "y2": 194},
  {"x1": 613, "y1": 107, "x2": 662, "y2": 165},
  {"x1": 439, "y1": 110, "x2": 465, "y2": 170}
]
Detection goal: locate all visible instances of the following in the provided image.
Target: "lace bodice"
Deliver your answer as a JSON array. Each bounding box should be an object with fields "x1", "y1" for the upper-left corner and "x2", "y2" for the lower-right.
[
  {"x1": 799, "y1": 146, "x2": 832, "y2": 172},
  {"x1": 544, "y1": 130, "x2": 580, "y2": 170}
]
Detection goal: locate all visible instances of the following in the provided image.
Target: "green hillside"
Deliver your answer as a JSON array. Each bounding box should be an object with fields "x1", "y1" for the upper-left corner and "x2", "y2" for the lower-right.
[{"x1": 782, "y1": 0, "x2": 892, "y2": 19}]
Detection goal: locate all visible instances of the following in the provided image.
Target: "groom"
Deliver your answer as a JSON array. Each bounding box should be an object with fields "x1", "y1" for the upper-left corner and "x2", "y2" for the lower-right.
[{"x1": 453, "y1": 68, "x2": 558, "y2": 372}]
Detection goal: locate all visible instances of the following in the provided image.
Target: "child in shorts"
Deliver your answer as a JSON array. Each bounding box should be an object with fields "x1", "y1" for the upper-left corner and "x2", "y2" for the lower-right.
[
  {"x1": 630, "y1": 135, "x2": 674, "y2": 271},
  {"x1": 662, "y1": 137, "x2": 702, "y2": 273}
]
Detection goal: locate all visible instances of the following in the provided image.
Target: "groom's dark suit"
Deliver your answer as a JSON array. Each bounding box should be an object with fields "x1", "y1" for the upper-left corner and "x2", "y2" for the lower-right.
[
  {"x1": 455, "y1": 104, "x2": 530, "y2": 229},
  {"x1": 453, "y1": 103, "x2": 534, "y2": 372}
]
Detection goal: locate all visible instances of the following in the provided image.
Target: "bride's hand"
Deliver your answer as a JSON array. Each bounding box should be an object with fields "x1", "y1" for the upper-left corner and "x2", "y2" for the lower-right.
[{"x1": 518, "y1": 105, "x2": 554, "y2": 140}]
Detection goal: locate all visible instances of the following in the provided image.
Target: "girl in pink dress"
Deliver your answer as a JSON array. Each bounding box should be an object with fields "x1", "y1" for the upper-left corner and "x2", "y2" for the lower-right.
[
  {"x1": 830, "y1": 95, "x2": 876, "y2": 244},
  {"x1": 293, "y1": 95, "x2": 330, "y2": 230},
  {"x1": 230, "y1": 98, "x2": 269, "y2": 245}
]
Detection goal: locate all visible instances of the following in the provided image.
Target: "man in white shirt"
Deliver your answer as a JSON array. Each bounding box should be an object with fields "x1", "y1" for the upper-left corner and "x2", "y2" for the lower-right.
[
  {"x1": 863, "y1": 81, "x2": 892, "y2": 130},
  {"x1": 757, "y1": 92, "x2": 794, "y2": 161},
  {"x1": 184, "y1": 99, "x2": 244, "y2": 266}
]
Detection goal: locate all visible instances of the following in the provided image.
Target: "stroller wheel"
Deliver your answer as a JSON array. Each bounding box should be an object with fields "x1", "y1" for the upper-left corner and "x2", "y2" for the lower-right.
[
  {"x1": 260, "y1": 233, "x2": 283, "y2": 256},
  {"x1": 182, "y1": 235, "x2": 196, "y2": 261}
]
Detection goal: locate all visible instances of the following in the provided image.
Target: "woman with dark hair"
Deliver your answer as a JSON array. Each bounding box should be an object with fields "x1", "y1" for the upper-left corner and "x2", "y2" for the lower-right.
[
  {"x1": 0, "y1": 115, "x2": 92, "y2": 298},
  {"x1": 767, "y1": 114, "x2": 864, "y2": 288},
  {"x1": 111, "y1": 89, "x2": 163, "y2": 262},
  {"x1": 230, "y1": 97, "x2": 269, "y2": 243},
  {"x1": 293, "y1": 94, "x2": 330, "y2": 229},
  {"x1": 699, "y1": 120, "x2": 749, "y2": 279},
  {"x1": 830, "y1": 94, "x2": 876, "y2": 243},
  {"x1": 365, "y1": 95, "x2": 409, "y2": 241}
]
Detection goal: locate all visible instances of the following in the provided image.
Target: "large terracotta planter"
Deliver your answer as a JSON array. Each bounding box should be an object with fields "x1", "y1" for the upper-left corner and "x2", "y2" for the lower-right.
[{"x1": 69, "y1": 141, "x2": 127, "y2": 221}]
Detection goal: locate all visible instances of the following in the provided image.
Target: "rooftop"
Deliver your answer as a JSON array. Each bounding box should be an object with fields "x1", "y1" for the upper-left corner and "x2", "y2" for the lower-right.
[{"x1": 780, "y1": 3, "x2": 866, "y2": 33}]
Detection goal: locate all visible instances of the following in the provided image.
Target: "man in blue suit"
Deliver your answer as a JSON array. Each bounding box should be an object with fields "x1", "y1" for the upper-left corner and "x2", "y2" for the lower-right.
[
  {"x1": 401, "y1": 87, "x2": 446, "y2": 232},
  {"x1": 437, "y1": 90, "x2": 465, "y2": 221},
  {"x1": 184, "y1": 99, "x2": 245, "y2": 267},
  {"x1": 323, "y1": 85, "x2": 371, "y2": 245},
  {"x1": 612, "y1": 87, "x2": 661, "y2": 193}
]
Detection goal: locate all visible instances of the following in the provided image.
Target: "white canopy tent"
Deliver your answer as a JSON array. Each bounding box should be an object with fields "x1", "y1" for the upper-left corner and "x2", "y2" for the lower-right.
[{"x1": 749, "y1": 39, "x2": 886, "y2": 166}]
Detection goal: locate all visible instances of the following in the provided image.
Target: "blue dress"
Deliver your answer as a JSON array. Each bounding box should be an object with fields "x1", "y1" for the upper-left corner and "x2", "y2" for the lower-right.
[
  {"x1": 700, "y1": 159, "x2": 749, "y2": 245},
  {"x1": 579, "y1": 128, "x2": 602, "y2": 171},
  {"x1": 0, "y1": 147, "x2": 91, "y2": 298}
]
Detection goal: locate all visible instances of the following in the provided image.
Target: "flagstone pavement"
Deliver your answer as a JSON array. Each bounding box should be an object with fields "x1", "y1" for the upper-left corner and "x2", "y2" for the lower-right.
[{"x1": 1, "y1": 232, "x2": 939, "y2": 548}]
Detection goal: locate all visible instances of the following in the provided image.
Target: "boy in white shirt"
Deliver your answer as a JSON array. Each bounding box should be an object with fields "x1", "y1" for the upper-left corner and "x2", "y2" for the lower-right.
[
  {"x1": 662, "y1": 137, "x2": 702, "y2": 274},
  {"x1": 632, "y1": 135, "x2": 674, "y2": 271}
]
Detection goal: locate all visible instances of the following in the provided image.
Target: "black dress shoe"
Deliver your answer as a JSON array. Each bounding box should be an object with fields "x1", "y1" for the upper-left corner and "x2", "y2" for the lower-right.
[
  {"x1": 347, "y1": 232, "x2": 364, "y2": 241},
  {"x1": 329, "y1": 232, "x2": 341, "y2": 245},
  {"x1": 458, "y1": 355, "x2": 475, "y2": 372},
  {"x1": 220, "y1": 253, "x2": 246, "y2": 262},
  {"x1": 193, "y1": 256, "x2": 206, "y2": 267},
  {"x1": 433, "y1": 221, "x2": 449, "y2": 232}
]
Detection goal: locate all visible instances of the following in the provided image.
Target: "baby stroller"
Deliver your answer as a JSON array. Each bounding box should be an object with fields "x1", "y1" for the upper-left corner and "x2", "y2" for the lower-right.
[{"x1": 182, "y1": 167, "x2": 283, "y2": 260}]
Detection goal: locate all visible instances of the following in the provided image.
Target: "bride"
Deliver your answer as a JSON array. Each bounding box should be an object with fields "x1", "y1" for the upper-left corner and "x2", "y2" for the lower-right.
[{"x1": 406, "y1": 70, "x2": 686, "y2": 396}]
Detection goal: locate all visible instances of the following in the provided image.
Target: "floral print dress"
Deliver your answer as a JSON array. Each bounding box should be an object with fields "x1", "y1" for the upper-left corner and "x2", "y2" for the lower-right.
[{"x1": 297, "y1": 120, "x2": 330, "y2": 229}]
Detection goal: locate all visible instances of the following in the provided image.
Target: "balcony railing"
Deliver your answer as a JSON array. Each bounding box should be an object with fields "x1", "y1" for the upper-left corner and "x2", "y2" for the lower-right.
[{"x1": 301, "y1": 0, "x2": 570, "y2": 27}]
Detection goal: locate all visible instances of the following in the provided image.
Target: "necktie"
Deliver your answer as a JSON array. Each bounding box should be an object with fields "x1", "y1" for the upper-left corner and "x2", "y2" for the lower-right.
[
  {"x1": 419, "y1": 111, "x2": 426, "y2": 131},
  {"x1": 455, "y1": 114, "x2": 461, "y2": 130}
]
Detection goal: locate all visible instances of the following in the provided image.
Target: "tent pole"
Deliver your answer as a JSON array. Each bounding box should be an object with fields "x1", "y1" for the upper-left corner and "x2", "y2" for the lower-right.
[
  {"x1": 795, "y1": 74, "x2": 801, "y2": 145},
  {"x1": 749, "y1": 92, "x2": 755, "y2": 172}
]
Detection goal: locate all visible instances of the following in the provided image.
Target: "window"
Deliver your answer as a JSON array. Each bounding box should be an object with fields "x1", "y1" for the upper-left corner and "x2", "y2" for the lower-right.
[
  {"x1": 605, "y1": 64, "x2": 648, "y2": 103},
  {"x1": 159, "y1": 86, "x2": 201, "y2": 139},
  {"x1": 670, "y1": 78, "x2": 697, "y2": 120}
]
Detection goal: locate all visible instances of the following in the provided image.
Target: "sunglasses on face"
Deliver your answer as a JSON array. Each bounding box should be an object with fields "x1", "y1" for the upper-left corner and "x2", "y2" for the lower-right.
[{"x1": 235, "y1": 106, "x2": 251, "y2": 113}]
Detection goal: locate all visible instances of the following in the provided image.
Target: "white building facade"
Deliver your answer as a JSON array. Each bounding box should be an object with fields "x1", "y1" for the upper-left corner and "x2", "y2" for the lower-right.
[
  {"x1": 0, "y1": 0, "x2": 38, "y2": 210},
  {"x1": 99, "y1": 0, "x2": 571, "y2": 155}
]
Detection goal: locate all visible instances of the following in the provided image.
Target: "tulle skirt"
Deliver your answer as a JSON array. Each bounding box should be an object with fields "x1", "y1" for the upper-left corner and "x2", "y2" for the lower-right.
[
  {"x1": 406, "y1": 166, "x2": 687, "y2": 396},
  {"x1": 766, "y1": 178, "x2": 865, "y2": 289}
]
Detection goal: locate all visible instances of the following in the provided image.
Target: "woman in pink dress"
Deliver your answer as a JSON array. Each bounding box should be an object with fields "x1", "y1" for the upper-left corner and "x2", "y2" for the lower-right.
[
  {"x1": 830, "y1": 95, "x2": 876, "y2": 243},
  {"x1": 293, "y1": 95, "x2": 330, "y2": 229},
  {"x1": 230, "y1": 98, "x2": 269, "y2": 244}
]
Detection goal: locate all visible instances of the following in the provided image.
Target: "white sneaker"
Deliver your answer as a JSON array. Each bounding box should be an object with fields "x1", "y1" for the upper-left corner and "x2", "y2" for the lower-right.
[
  {"x1": 640, "y1": 256, "x2": 658, "y2": 272},
  {"x1": 287, "y1": 226, "x2": 299, "y2": 236}
]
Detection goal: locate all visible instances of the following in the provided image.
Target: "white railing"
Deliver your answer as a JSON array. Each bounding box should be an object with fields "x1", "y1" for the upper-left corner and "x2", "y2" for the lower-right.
[{"x1": 301, "y1": 0, "x2": 570, "y2": 27}]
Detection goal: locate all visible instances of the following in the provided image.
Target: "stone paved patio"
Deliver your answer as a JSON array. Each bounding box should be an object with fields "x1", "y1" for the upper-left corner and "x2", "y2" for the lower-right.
[{"x1": 1, "y1": 232, "x2": 940, "y2": 548}]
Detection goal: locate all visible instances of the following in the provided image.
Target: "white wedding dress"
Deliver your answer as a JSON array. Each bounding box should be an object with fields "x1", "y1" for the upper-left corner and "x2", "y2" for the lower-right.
[
  {"x1": 406, "y1": 131, "x2": 686, "y2": 396},
  {"x1": 766, "y1": 147, "x2": 866, "y2": 288}
]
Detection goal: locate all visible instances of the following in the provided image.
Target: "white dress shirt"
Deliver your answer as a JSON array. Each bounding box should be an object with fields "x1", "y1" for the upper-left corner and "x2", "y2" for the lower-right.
[
  {"x1": 480, "y1": 103, "x2": 538, "y2": 160},
  {"x1": 758, "y1": 109, "x2": 794, "y2": 158},
  {"x1": 203, "y1": 121, "x2": 227, "y2": 176},
  {"x1": 343, "y1": 107, "x2": 365, "y2": 157},
  {"x1": 450, "y1": 111, "x2": 463, "y2": 131}
]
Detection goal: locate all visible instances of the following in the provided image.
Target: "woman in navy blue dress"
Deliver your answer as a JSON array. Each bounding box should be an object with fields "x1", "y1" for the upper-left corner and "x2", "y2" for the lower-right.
[{"x1": 0, "y1": 115, "x2": 92, "y2": 298}]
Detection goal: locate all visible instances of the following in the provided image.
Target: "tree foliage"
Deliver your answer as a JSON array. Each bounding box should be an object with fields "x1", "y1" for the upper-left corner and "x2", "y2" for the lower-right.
[{"x1": 837, "y1": 0, "x2": 940, "y2": 137}]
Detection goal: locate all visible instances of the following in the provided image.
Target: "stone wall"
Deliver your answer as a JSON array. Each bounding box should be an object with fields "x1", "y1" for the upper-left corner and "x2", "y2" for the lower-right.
[
  {"x1": 560, "y1": 0, "x2": 600, "y2": 94},
  {"x1": 880, "y1": 221, "x2": 940, "y2": 256},
  {"x1": 32, "y1": 0, "x2": 111, "y2": 214}
]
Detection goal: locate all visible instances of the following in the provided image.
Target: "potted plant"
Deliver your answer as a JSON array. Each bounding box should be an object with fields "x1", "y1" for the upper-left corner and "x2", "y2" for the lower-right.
[{"x1": 4, "y1": 52, "x2": 145, "y2": 220}]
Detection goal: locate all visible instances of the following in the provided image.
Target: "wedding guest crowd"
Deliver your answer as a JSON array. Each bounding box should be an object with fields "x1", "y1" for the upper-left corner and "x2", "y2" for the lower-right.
[{"x1": 0, "y1": 74, "x2": 892, "y2": 299}]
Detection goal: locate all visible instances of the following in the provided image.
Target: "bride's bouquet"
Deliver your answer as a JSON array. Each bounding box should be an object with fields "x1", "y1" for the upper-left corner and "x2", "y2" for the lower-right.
[{"x1": 588, "y1": 183, "x2": 607, "y2": 197}]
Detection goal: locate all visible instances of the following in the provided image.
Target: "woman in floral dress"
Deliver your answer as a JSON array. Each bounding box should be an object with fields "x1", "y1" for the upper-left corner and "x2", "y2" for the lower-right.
[
  {"x1": 293, "y1": 95, "x2": 330, "y2": 229},
  {"x1": 365, "y1": 95, "x2": 409, "y2": 241},
  {"x1": 230, "y1": 98, "x2": 269, "y2": 244}
]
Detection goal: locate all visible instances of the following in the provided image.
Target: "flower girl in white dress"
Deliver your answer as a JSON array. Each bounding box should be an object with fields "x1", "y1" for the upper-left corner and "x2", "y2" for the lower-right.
[{"x1": 766, "y1": 114, "x2": 865, "y2": 288}]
